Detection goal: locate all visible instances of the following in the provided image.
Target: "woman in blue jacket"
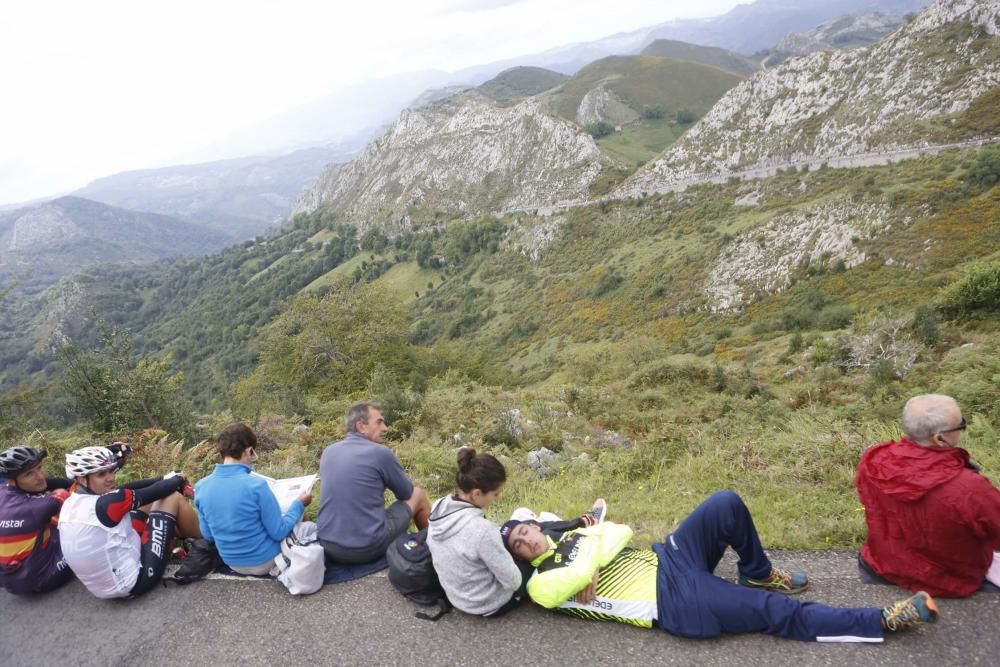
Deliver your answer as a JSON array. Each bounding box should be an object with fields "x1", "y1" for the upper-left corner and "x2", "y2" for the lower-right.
[{"x1": 195, "y1": 424, "x2": 311, "y2": 575}]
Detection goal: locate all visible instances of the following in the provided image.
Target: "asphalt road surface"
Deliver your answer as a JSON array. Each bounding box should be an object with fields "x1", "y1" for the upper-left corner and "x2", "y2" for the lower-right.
[{"x1": 3, "y1": 550, "x2": 998, "y2": 667}]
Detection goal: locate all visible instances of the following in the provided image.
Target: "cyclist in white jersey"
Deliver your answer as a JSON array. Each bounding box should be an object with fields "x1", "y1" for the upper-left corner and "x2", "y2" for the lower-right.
[{"x1": 59, "y1": 446, "x2": 200, "y2": 599}]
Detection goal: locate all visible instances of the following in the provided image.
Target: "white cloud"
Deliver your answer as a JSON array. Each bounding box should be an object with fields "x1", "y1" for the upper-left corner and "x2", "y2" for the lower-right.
[
  {"x1": 437, "y1": 0, "x2": 533, "y2": 14},
  {"x1": 0, "y1": 0, "x2": 741, "y2": 204}
]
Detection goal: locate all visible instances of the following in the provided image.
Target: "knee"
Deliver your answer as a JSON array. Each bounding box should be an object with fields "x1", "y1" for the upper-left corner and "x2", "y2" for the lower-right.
[
  {"x1": 151, "y1": 491, "x2": 182, "y2": 516},
  {"x1": 409, "y1": 486, "x2": 430, "y2": 509},
  {"x1": 710, "y1": 490, "x2": 745, "y2": 511}
]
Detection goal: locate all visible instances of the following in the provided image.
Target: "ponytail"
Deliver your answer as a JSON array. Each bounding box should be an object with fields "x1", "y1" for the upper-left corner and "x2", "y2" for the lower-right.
[{"x1": 455, "y1": 447, "x2": 506, "y2": 493}]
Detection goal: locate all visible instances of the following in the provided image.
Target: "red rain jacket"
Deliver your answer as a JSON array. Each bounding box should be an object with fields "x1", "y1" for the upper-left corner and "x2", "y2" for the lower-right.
[{"x1": 856, "y1": 438, "x2": 1000, "y2": 597}]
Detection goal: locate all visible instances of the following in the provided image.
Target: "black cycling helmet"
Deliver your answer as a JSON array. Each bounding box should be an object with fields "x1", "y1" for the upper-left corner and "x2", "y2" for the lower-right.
[{"x1": 0, "y1": 446, "x2": 47, "y2": 477}]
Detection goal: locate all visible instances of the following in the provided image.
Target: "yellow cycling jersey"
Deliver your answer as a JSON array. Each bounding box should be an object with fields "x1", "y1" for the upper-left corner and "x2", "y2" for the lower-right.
[{"x1": 527, "y1": 522, "x2": 658, "y2": 628}]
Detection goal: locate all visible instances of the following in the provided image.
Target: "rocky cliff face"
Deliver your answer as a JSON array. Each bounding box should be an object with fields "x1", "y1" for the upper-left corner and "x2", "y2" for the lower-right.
[
  {"x1": 704, "y1": 197, "x2": 892, "y2": 310},
  {"x1": 618, "y1": 0, "x2": 999, "y2": 197},
  {"x1": 292, "y1": 93, "x2": 606, "y2": 227},
  {"x1": 6, "y1": 205, "x2": 83, "y2": 252},
  {"x1": 576, "y1": 87, "x2": 640, "y2": 126}
]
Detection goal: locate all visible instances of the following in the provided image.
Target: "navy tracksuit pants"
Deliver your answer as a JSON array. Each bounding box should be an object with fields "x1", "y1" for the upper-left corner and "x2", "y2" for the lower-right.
[{"x1": 652, "y1": 491, "x2": 884, "y2": 642}]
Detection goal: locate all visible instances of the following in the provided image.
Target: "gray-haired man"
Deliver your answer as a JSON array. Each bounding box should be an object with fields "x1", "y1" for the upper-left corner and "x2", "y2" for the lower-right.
[
  {"x1": 317, "y1": 402, "x2": 430, "y2": 564},
  {"x1": 856, "y1": 393, "x2": 1000, "y2": 597}
]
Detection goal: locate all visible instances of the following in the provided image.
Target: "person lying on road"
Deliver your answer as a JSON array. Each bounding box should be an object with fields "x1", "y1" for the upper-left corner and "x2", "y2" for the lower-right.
[{"x1": 502, "y1": 490, "x2": 938, "y2": 642}]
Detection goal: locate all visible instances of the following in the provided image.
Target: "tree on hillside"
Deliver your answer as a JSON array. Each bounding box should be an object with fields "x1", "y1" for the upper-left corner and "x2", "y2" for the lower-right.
[
  {"x1": 56, "y1": 316, "x2": 197, "y2": 440},
  {"x1": 233, "y1": 280, "x2": 412, "y2": 417},
  {"x1": 675, "y1": 109, "x2": 697, "y2": 124},
  {"x1": 0, "y1": 385, "x2": 51, "y2": 441},
  {"x1": 641, "y1": 104, "x2": 666, "y2": 120},
  {"x1": 584, "y1": 121, "x2": 614, "y2": 139}
]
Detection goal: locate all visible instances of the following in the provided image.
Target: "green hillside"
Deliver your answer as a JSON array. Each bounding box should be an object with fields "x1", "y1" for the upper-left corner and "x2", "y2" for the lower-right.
[
  {"x1": 4, "y1": 139, "x2": 1000, "y2": 548},
  {"x1": 549, "y1": 55, "x2": 743, "y2": 124},
  {"x1": 6, "y1": 143, "x2": 1000, "y2": 549},
  {"x1": 477, "y1": 66, "x2": 568, "y2": 103},
  {"x1": 640, "y1": 39, "x2": 760, "y2": 77},
  {"x1": 594, "y1": 118, "x2": 694, "y2": 167}
]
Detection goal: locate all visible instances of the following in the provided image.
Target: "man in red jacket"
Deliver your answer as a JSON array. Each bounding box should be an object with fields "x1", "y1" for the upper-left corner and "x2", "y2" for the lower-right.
[{"x1": 856, "y1": 393, "x2": 1000, "y2": 597}]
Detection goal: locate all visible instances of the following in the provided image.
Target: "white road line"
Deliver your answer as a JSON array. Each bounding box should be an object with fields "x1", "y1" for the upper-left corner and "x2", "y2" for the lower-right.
[{"x1": 163, "y1": 564, "x2": 388, "y2": 582}]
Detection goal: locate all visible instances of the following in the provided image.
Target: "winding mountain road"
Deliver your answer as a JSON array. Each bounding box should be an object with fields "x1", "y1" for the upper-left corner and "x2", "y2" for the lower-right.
[{"x1": 500, "y1": 137, "x2": 1000, "y2": 218}]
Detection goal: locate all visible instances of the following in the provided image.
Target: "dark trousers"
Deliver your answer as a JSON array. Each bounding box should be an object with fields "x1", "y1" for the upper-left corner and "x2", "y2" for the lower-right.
[{"x1": 653, "y1": 491, "x2": 884, "y2": 642}]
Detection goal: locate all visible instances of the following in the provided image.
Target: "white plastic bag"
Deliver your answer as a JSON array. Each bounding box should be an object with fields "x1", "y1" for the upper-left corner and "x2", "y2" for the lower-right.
[{"x1": 271, "y1": 521, "x2": 325, "y2": 595}]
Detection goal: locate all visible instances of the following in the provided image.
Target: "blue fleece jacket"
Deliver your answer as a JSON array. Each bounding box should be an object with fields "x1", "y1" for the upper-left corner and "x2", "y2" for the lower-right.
[{"x1": 195, "y1": 464, "x2": 304, "y2": 567}]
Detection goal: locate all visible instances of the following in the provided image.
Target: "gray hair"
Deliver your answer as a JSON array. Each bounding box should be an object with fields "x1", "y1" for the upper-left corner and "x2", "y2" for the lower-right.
[
  {"x1": 346, "y1": 402, "x2": 381, "y2": 433},
  {"x1": 901, "y1": 394, "x2": 959, "y2": 444}
]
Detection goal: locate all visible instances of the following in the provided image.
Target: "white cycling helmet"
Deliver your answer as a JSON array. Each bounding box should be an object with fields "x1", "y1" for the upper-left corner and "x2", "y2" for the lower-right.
[{"x1": 65, "y1": 446, "x2": 118, "y2": 478}]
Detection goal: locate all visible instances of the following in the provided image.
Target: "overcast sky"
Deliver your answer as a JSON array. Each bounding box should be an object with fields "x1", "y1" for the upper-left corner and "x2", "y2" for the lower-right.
[{"x1": 0, "y1": 0, "x2": 742, "y2": 205}]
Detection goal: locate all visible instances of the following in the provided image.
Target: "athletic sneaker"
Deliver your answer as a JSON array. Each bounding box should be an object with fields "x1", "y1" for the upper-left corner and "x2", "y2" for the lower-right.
[
  {"x1": 581, "y1": 498, "x2": 607, "y2": 527},
  {"x1": 882, "y1": 591, "x2": 939, "y2": 632},
  {"x1": 738, "y1": 567, "x2": 809, "y2": 594}
]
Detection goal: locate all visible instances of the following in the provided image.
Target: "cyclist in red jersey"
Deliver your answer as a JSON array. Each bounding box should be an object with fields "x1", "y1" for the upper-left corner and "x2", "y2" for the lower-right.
[{"x1": 0, "y1": 446, "x2": 74, "y2": 595}]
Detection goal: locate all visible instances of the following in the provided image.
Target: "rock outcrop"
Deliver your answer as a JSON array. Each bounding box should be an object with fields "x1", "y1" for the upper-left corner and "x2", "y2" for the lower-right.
[
  {"x1": 617, "y1": 0, "x2": 1000, "y2": 197},
  {"x1": 704, "y1": 198, "x2": 892, "y2": 311},
  {"x1": 292, "y1": 93, "x2": 606, "y2": 228},
  {"x1": 576, "y1": 86, "x2": 640, "y2": 126}
]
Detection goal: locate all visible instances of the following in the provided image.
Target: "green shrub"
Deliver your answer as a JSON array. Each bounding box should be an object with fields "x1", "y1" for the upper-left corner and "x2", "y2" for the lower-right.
[
  {"x1": 641, "y1": 104, "x2": 666, "y2": 120},
  {"x1": 810, "y1": 337, "x2": 845, "y2": 367},
  {"x1": 626, "y1": 359, "x2": 712, "y2": 389},
  {"x1": 787, "y1": 332, "x2": 804, "y2": 354},
  {"x1": 56, "y1": 318, "x2": 198, "y2": 441},
  {"x1": 910, "y1": 305, "x2": 940, "y2": 346},
  {"x1": 816, "y1": 305, "x2": 855, "y2": 330},
  {"x1": 584, "y1": 121, "x2": 614, "y2": 139},
  {"x1": 592, "y1": 270, "x2": 625, "y2": 296},
  {"x1": 938, "y1": 260, "x2": 1000, "y2": 316},
  {"x1": 964, "y1": 148, "x2": 1000, "y2": 189}
]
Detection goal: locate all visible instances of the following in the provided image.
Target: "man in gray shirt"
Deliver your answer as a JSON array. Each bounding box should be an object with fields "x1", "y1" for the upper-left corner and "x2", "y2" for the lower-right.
[{"x1": 317, "y1": 402, "x2": 430, "y2": 564}]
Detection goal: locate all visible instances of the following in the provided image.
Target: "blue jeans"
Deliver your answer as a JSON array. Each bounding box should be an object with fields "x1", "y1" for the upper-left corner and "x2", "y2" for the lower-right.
[{"x1": 652, "y1": 491, "x2": 884, "y2": 642}]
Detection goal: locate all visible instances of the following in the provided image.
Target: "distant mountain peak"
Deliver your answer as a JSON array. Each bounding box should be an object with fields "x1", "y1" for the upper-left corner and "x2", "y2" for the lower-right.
[
  {"x1": 476, "y1": 66, "x2": 568, "y2": 102},
  {"x1": 640, "y1": 39, "x2": 760, "y2": 77},
  {"x1": 764, "y1": 11, "x2": 909, "y2": 66}
]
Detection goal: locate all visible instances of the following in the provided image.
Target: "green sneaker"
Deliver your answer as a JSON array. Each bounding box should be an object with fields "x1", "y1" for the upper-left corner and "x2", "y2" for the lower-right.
[
  {"x1": 738, "y1": 567, "x2": 809, "y2": 594},
  {"x1": 882, "y1": 591, "x2": 939, "y2": 632}
]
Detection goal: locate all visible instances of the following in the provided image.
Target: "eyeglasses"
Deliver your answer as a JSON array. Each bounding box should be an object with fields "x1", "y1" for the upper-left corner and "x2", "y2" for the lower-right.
[{"x1": 939, "y1": 417, "x2": 967, "y2": 434}]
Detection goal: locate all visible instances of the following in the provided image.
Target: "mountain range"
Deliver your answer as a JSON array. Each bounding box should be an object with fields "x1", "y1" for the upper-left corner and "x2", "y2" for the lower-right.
[
  {"x1": 293, "y1": 53, "x2": 745, "y2": 225},
  {"x1": 0, "y1": 0, "x2": 933, "y2": 303},
  {"x1": 2, "y1": 0, "x2": 993, "y2": 412},
  {"x1": 74, "y1": 142, "x2": 363, "y2": 240},
  {"x1": 180, "y1": 0, "x2": 933, "y2": 165},
  {"x1": 0, "y1": 196, "x2": 229, "y2": 294}
]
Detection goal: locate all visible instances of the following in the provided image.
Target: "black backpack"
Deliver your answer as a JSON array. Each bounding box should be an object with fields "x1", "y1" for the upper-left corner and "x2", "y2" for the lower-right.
[
  {"x1": 166, "y1": 538, "x2": 223, "y2": 585},
  {"x1": 386, "y1": 528, "x2": 451, "y2": 621}
]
